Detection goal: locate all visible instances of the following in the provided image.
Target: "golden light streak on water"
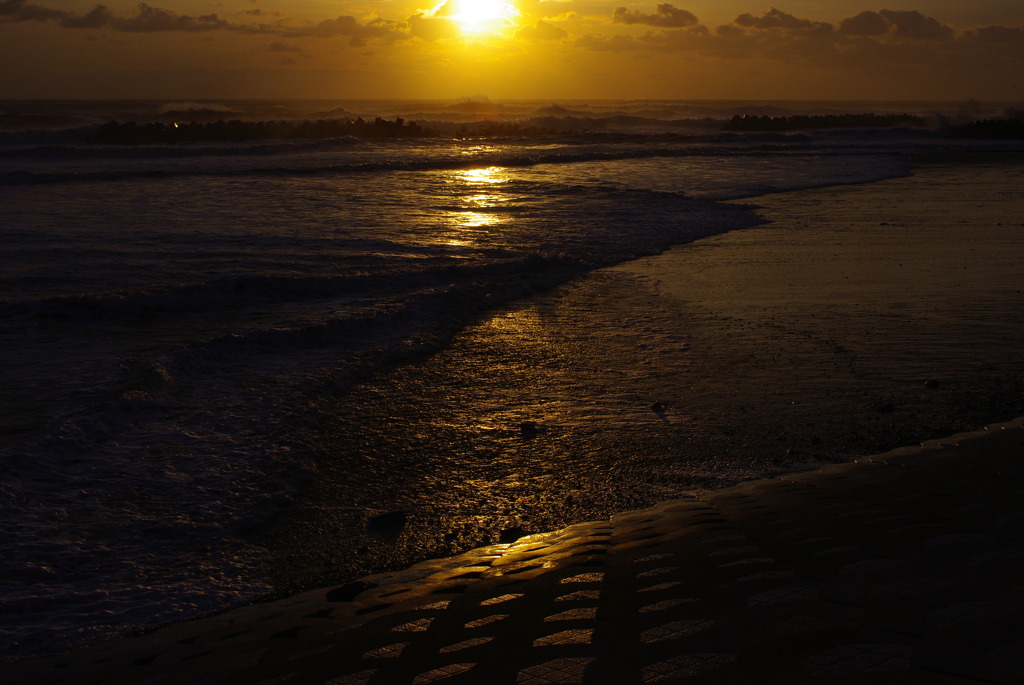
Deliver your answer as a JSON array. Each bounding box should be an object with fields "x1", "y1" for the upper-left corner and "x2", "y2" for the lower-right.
[{"x1": 440, "y1": 166, "x2": 513, "y2": 245}]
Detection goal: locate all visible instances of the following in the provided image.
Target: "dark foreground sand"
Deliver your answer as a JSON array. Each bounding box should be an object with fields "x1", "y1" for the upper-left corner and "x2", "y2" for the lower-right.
[{"x1": 7, "y1": 418, "x2": 1024, "y2": 684}]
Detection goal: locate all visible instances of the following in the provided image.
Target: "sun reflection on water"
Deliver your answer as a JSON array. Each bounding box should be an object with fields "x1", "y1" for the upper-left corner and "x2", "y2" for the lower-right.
[
  {"x1": 440, "y1": 166, "x2": 514, "y2": 246},
  {"x1": 460, "y1": 166, "x2": 507, "y2": 185},
  {"x1": 458, "y1": 211, "x2": 503, "y2": 230}
]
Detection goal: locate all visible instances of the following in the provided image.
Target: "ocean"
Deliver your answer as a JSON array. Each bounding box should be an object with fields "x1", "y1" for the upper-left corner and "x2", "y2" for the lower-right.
[{"x1": 2, "y1": 98, "x2": 1023, "y2": 660}]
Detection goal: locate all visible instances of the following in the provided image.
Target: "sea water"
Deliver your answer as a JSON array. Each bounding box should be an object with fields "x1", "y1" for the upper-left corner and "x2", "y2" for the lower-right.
[{"x1": 1, "y1": 99, "x2": 1022, "y2": 659}]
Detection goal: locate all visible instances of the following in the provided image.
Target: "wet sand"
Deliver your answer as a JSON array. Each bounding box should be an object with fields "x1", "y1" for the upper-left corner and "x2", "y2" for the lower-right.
[
  {"x1": 10, "y1": 418, "x2": 1024, "y2": 684},
  {"x1": 253, "y1": 155, "x2": 1024, "y2": 598},
  {"x1": 626, "y1": 156, "x2": 1024, "y2": 406},
  {"x1": 612, "y1": 155, "x2": 1024, "y2": 462}
]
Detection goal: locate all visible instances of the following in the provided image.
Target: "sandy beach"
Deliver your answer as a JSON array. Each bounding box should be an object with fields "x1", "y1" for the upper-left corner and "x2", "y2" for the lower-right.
[
  {"x1": 7, "y1": 422, "x2": 1024, "y2": 684},
  {"x1": 252, "y1": 154, "x2": 1024, "y2": 597},
  {"x1": 5, "y1": 154, "x2": 1024, "y2": 683}
]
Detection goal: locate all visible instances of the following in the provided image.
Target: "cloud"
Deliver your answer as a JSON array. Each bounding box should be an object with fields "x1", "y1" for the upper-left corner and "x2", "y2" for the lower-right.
[
  {"x1": 281, "y1": 16, "x2": 407, "y2": 47},
  {"x1": 0, "y1": 0, "x2": 66, "y2": 22},
  {"x1": 108, "y1": 3, "x2": 232, "y2": 32},
  {"x1": 962, "y1": 24, "x2": 1024, "y2": 45},
  {"x1": 58, "y1": 4, "x2": 112, "y2": 29},
  {"x1": 838, "y1": 10, "x2": 890, "y2": 36},
  {"x1": 429, "y1": 0, "x2": 459, "y2": 19},
  {"x1": 4, "y1": 1, "x2": 236, "y2": 32},
  {"x1": 837, "y1": 9, "x2": 954, "y2": 41},
  {"x1": 5, "y1": 1, "x2": 237, "y2": 33},
  {"x1": 406, "y1": 11, "x2": 460, "y2": 41},
  {"x1": 4, "y1": 0, "x2": 407, "y2": 44},
  {"x1": 878, "y1": 9, "x2": 954, "y2": 41},
  {"x1": 576, "y1": 4, "x2": 1014, "y2": 74},
  {"x1": 516, "y1": 19, "x2": 567, "y2": 40},
  {"x1": 733, "y1": 7, "x2": 832, "y2": 33},
  {"x1": 612, "y1": 4, "x2": 698, "y2": 28}
]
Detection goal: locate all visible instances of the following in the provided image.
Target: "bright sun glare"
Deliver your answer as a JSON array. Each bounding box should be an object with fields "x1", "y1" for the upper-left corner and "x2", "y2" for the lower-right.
[{"x1": 446, "y1": 0, "x2": 519, "y2": 35}]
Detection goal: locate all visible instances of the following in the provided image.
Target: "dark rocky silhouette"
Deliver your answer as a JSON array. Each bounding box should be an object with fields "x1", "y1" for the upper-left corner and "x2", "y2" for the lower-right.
[
  {"x1": 723, "y1": 113, "x2": 925, "y2": 131},
  {"x1": 86, "y1": 111, "x2": 1024, "y2": 144},
  {"x1": 950, "y1": 118, "x2": 1024, "y2": 140},
  {"x1": 88, "y1": 117, "x2": 432, "y2": 144}
]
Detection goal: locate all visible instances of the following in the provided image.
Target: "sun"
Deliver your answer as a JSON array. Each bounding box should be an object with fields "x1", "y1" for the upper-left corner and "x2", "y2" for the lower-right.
[{"x1": 445, "y1": 0, "x2": 519, "y2": 35}]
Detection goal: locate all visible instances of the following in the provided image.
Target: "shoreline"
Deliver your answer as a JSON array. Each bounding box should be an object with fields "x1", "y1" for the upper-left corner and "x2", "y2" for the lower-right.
[
  {"x1": 251, "y1": 153, "x2": 1024, "y2": 597},
  {"x1": 6, "y1": 415, "x2": 1024, "y2": 682}
]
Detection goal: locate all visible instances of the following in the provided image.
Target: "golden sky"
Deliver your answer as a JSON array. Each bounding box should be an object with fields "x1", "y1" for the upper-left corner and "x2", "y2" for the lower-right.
[{"x1": 1, "y1": 0, "x2": 1023, "y2": 100}]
